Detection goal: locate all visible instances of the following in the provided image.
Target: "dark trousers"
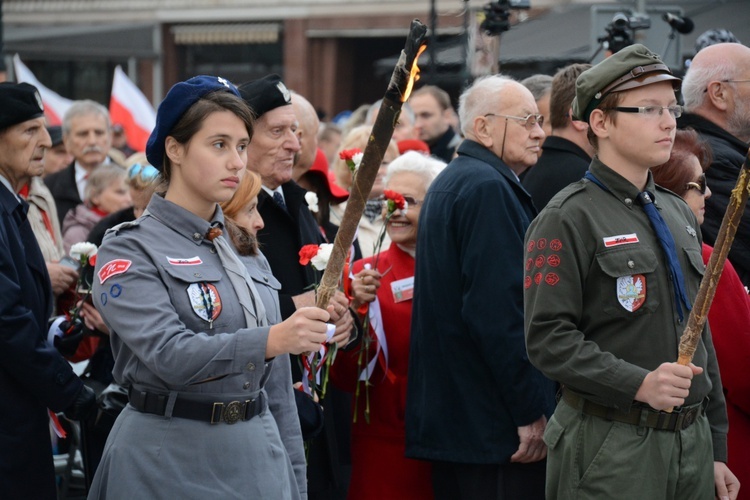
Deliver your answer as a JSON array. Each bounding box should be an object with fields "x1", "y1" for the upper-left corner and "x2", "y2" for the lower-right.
[{"x1": 432, "y1": 460, "x2": 546, "y2": 500}]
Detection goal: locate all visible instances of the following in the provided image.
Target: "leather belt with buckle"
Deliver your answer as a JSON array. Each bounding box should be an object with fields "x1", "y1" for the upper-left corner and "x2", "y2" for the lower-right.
[
  {"x1": 562, "y1": 389, "x2": 704, "y2": 432},
  {"x1": 128, "y1": 388, "x2": 266, "y2": 425}
]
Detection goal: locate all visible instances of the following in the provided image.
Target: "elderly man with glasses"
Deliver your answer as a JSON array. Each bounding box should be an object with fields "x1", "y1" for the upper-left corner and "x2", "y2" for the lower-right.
[
  {"x1": 405, "y1": 74, "x2": 555, "y2": 500},
  {"x1": 678, "y1": 42, "x2": 750, "y2": 288}
]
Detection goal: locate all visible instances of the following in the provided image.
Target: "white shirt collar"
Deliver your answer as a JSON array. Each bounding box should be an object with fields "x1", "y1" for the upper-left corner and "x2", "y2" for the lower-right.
[{"x1": 261, "y1": 185, "x2": 284, "y2": 203}]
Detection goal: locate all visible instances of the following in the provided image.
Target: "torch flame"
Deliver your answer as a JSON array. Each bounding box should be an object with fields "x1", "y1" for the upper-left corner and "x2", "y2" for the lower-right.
[{"x1": 403, "y1": 43, "x2": 428, "y2": 102}]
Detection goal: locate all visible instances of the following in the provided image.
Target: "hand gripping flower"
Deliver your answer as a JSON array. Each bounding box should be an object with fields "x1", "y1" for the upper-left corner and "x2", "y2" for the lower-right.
[
  {"x1": 298, "y1": 243, "x2": 337, "y2": 397},
  {"x1": 51, "y1": 242, "x2": 98, "y2": 357},
  {"x1": 350, "y1": 189, "x2": 405, "y2": 423}
]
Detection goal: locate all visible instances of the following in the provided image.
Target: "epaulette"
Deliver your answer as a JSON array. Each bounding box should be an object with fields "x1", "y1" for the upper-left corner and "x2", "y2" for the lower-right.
[
  {"x1": 105, "y1": 218, "x2": 142, "y2": 237},
  {"x1": 654, "y1": 183, "x2": 684, "y2": 201},
  {"x1": 544, "y1": 180, "x2": 588, "y2": 210}
]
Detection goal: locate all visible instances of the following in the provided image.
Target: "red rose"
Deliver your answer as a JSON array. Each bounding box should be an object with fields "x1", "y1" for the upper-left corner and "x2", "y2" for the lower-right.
[{"x1": 298, "y1": 244, "x2": 320, "y2": 266}]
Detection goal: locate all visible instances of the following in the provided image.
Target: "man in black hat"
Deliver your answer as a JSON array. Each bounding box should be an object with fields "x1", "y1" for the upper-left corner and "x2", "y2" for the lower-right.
[
  {"x1": 239, "y1": 74, "x2": 354, "y2": 500},
  {"x1": 0, "y1": 82, "x2": 96, "y2": 499},
  {"x1": 525, "y1": 44, "x2": 738, "y2": 499}
]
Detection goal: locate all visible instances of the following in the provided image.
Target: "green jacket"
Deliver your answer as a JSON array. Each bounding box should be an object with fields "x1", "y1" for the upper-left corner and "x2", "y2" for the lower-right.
[{"x1": 524, "y1": 157, "x2": 728, "y2": 461}]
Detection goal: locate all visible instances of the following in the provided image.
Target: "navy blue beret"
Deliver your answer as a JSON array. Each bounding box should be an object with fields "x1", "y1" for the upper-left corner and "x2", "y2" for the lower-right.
[
  {"x1": 0, "y1": 82, "x2": 45, "y2": 131},
  {"x1": 146, "y1": 75, "x2": 241, "y2": 170},
  {"x1": 238, "y1": 74, "x2": 292, "y2": 118}
]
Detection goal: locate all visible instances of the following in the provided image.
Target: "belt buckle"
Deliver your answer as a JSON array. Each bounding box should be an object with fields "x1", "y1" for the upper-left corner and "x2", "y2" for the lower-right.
[
  {"x1": 680, "y1": 406, "x2": 698, "y2": 430},
  {"x1": 222, "y1": 401, "x2": 245, "y2": 425}
]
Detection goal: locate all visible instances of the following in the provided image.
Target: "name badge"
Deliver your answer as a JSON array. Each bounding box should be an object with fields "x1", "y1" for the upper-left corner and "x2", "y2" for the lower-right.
[{"x1": 390, "y1": 276, "x2": 414, "y2": 303}]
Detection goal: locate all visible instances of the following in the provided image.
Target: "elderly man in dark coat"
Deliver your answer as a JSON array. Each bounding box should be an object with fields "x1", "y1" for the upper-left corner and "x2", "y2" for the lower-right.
[
  {"x1": 0, "y1": 82, "x2": 95, "y2": 499},
  {"x1": 406, "y1": 75, "x2": 556, "y2": 500}
]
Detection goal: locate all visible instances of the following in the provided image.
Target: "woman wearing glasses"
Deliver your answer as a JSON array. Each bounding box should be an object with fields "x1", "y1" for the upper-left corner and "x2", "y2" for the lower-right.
[
  {"x1": 651, "y1": 128, "x2": 750, "y2": 494},
  {"x1": 331, "y1": 151, "x2": 446, "y2": 500}
]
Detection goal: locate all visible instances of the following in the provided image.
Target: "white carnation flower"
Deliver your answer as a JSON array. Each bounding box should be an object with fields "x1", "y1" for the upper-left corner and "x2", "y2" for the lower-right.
[
  {"x1": 70, "y1": 242, "x2": 98, "y2": 263},
  {"x1": 305, "y1": 191, "x2": 319, "y2": 213},
  {"x1": 310, "y1": 243, "x2": 333, "y2": 271}
]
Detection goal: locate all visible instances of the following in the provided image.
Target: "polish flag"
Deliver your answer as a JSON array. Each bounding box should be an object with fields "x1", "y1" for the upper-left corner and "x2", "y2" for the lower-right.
[
  {"x1": 109, "y1": 66, "x2": 156, "y2": 153},
  {"x1": 13, "y1": 54, "x2": 73, "y2": 126}
]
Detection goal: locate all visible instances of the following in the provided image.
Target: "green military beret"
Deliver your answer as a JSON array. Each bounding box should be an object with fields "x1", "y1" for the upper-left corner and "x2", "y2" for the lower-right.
[{"x1": 572, "y1": 44, "x2": 681, "y2": 123}]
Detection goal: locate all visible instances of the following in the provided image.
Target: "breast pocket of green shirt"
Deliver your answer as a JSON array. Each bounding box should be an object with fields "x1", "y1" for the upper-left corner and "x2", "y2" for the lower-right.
[
  {"x1": 681, "y1": 246, "x2": 706, "y2": 301},
  {"x1": 595, "y1": 247, "x2": 660, "y2": 317}
]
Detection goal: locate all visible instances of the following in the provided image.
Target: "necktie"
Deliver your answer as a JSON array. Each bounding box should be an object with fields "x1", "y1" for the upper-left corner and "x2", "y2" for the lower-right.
[
  {"x1": 272, "y1": 191, "x2": 288, "y2": 213},
  {"x1": 212, "y1": 233, "x2": 268, "y2": 328},
  {"x1": 637, "y1": 191, "x2": 691, "y2": 321}
]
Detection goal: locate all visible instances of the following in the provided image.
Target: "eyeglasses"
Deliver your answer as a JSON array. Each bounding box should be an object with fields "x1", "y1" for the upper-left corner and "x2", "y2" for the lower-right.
[
  {"x1": 721, "y1": 79, "x2": 750, "y2": 84},
  {"x1": 128, "y1": 163, "x2": 160, "y2": 181},
  {"x1": 685, "y1": 173, "x2": 707, "y2": 195},
  {"x1": 484, "y1": 113, "x2": 544, "y2": 130},
  {"x1": 605, "y1": 105, "x2": 683, "y2": 119}
]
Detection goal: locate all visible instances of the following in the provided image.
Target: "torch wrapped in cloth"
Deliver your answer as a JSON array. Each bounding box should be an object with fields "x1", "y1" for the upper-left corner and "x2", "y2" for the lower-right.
[
  {"x1": 314, "y1": 20, "x2": 428, "y2": 311},
  {"x1": 677, "y1": 147, "x2": 750, "y2": 365}
]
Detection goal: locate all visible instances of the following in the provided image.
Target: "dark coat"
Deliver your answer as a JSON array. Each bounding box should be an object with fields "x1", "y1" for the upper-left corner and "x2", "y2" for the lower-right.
[
  {"x1": 428, "y1": 127, "x2": 461, "y2": 164},
  {"x1": 678, "y1": 113, "x2": 750, "y2": 286},
  {"x1": 256, "y1": 181, "x2": 325, "y2": 319},
  {"x1": 405, "y1": 139, "x2": 555, "y2": 464},
  {"x1": 44, "y1": 162, "x2": 81, "y2": 226},
  {"x1": 0, "y1": 185, "x2": 83, "y2": 499},
  {"x1": 522, "y1": 136, "x2": 591, "y2": 211}
]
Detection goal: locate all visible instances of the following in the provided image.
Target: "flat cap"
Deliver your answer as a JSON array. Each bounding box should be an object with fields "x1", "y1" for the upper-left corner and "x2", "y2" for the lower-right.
[
  {"x1": 572, "y1": 44, "x2": 681, "y2": 123},
  {"x1": 0, "y1": 82, "x2": 45, "y2": 131},
  {"x1": 146, "y1": 75, "x2": 240, "y2": 170},
  {"x1": 238, "y1": 74, "x2": 292, "y2": 118}
]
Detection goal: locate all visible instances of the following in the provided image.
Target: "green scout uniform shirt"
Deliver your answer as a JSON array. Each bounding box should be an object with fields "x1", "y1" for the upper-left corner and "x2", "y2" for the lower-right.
[{"x1": 524, "y1": 157, "x2": 728, "y2": 461}]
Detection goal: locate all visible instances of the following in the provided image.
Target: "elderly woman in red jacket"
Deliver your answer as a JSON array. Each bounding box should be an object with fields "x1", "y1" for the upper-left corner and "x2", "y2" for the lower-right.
[
  {"x1": 332, "y1": 151, "x2": 446, "y2": 500},
  {"x1": 652, "y1": 128, "x2": 750, "y2": 496}
]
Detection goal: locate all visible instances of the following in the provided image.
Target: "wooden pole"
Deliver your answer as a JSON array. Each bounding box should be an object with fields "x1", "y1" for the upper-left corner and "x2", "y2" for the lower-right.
[
  {"x1": 677, "y1": 148, "x2": 750, "y2": 364},
  {"x1": 315, "y1": 20, "x2": 428, "y2": 310}
]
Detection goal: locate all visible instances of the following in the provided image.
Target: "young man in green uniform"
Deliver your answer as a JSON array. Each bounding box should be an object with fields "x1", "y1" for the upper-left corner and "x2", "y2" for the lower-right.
[{"x1": 524, "y1": 44, "x2": 740, "y2": 499}]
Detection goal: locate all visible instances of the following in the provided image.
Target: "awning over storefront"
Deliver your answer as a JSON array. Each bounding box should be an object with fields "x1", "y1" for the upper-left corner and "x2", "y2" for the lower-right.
[{"x1": 171, "y1": 23, "x2": 281, "y2": 45}]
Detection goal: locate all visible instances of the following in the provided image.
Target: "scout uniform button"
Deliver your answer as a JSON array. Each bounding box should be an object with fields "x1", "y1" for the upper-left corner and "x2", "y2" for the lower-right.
[
  {"x1": 193, "y1": 232, "x2": 202, "y2": 241},
  {"x1": 246, "y1": 362, "x2": 256, "y2": 372},
  {"x1": 243, "y1": 382, "x2": 251, "y2": 389},
  {"x1": 628, "y1": 260, "x2": 635, "y2": 269},
  {"x1": 625, "y1": 198, "x2": 633, "y2": 207}
]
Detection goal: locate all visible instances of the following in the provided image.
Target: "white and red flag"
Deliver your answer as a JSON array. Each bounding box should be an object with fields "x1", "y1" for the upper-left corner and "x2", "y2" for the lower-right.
[
  {"x1": 109, "y1": 66, "x2": 156, "y2": 153},
  {"x1": 12, "y1": 54, "x2": 73, "y2": 126}
]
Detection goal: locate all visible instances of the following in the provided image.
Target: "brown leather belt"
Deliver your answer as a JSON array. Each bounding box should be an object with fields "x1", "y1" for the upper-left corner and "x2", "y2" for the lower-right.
[
  {"x1": 562, "y1": 389, "x2": 704, "y2": 432},
  {"x1": 129, "y1": 388, "x2": 266, "y2": 425}
]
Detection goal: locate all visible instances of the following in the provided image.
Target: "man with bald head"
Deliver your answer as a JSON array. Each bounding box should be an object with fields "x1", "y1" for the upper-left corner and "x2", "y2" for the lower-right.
[
  {"x1": 406, "y1": 75, "x2": 554, "y2": 499},
  {"x1": 291, "y1": 91, "x2": 321, "y2": 181},
  {"x1": 679, "y1": 42, "x2": 750, "y2": 286}
]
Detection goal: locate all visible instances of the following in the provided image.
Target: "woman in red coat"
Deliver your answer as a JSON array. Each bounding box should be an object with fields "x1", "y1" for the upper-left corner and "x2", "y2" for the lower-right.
[
  {"x1": 332, "y1": 151, "x2": 446, "y2": 500},
  {"x1": 652, "y1": 128, "x2": 750, "y2": 497}
]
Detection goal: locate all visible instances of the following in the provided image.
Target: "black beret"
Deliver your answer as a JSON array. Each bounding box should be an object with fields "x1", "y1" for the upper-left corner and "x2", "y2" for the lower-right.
[
  {"x1": 0, "y1": 82, "x2": 45, "y2": 131},
  {"x1": 47, "y1": 125, "x2": 64, "y2": 146},
  {"x1": 238, "y1": 74, "x2": 292, "y2": 118},
  {"x1": 146, "y1": 75, "x2": 241, "y2": 171}
]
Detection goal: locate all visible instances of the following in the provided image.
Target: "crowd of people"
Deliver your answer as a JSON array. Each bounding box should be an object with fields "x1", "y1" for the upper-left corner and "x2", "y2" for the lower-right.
[{"x1": 1, "y1": 29, "x2": 749, "y2": 500}]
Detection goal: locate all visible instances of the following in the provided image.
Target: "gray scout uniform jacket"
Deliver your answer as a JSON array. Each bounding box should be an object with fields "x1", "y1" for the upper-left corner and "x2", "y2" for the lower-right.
[
  {"x1": 524, "y1": 158, "x2": 728, "y2": 461},
  {"x1": 88, "y1": 194, "x2": 306, "y2": 499}
]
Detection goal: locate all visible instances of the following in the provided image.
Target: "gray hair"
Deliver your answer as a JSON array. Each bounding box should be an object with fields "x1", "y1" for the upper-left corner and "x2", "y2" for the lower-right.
[
  {"x1": 62, "y1": 100, "x2": 111, "y2": 136},
  {"x1": 84, "y1": 164, "x2": 127, "y2": 203},
  {"x1": 520, "y1": 74, "x2": 553, "y2": 102},
  {"x1": 384, "y1": 150, "x2": 446, "y2": 192},
  {"x1": 458, "y1": 75, "x2": 515, "y2": 137},
  {"x1": 682, "y1": 59, "x2": 736, "y2": 111}
]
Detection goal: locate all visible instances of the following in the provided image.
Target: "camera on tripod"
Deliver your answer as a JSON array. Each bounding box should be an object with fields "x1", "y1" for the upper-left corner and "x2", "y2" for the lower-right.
[
  {"x1": 480, "y1": 0, "x2": 531, "y2": 37},
  {"x1": 598, "y1": 11, "x2": 651, "y2": 54}
]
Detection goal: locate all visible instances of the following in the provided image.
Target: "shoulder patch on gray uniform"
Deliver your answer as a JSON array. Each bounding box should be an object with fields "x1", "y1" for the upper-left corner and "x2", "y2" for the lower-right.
[{"x1": 105, "y1": 218, "x2": 143, "y2": 237}]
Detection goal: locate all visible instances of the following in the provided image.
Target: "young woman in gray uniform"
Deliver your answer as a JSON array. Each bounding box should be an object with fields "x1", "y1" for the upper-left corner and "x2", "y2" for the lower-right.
[{"x1": 88, "y1": 76, "x2": 332, "y2": 499}]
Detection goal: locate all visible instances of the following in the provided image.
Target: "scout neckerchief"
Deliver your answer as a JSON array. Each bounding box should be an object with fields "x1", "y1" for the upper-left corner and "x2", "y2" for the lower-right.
[{"x1": 585, "y1": 171, "x2": 691, "y2": 321}]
